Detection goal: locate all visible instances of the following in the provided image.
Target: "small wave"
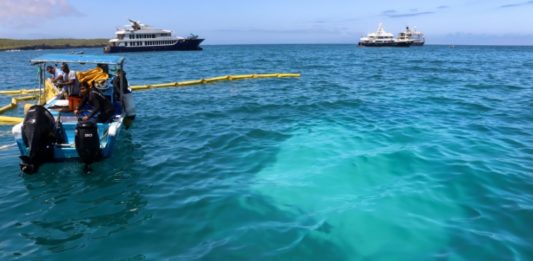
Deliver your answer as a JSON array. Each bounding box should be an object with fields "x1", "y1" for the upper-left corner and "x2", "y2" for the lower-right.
[{"x1": 0, "y1": 143, "x2": 16, "y2": 150}]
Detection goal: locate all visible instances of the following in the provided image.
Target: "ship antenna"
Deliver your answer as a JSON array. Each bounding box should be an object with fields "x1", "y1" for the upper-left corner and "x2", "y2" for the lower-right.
[{"x1": 128, "y1": 19, "x2": 141, "y2": 30}]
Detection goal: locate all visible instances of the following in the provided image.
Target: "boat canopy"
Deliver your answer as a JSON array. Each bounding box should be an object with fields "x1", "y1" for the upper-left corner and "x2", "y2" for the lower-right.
[{"x1": 31, "y1": 54, "x2": 125, "y2": 66}]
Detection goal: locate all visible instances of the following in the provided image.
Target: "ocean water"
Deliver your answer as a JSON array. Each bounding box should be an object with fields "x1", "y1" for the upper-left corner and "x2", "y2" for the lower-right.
[{"x1": 0, "y1": 45, "x2": 532, "y2": 260}]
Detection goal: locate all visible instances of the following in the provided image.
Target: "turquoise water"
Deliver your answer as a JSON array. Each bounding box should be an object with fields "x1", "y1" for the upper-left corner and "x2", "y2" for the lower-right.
[{"x1": 1, "y1": 45, "x2": 532, "y2": 260}]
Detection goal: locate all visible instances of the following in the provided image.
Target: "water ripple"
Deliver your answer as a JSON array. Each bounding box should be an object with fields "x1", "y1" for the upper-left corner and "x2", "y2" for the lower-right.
[{"x1": 1, "y1": 45, "x2": 532, "y2": 260}]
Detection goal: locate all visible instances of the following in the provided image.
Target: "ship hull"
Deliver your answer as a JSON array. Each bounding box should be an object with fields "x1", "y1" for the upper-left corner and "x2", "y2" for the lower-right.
[
  {"x1": 358, "y1": 41, "x2": 412, "y2": 47},
  {"x1": 104, "y1": 39, "x2": 204, "y2": 53}
]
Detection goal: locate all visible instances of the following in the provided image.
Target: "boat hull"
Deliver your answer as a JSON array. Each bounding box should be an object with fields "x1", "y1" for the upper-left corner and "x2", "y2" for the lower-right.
[
  {"x1": 13, "y1": 117, "x2": 122, "y2": 162},
  {"x1": 104, "y1": 39, "x2": 204, "y2": 53},
  {"x1": 12, "y1": 98, "x2": 124, "y2": 169}
]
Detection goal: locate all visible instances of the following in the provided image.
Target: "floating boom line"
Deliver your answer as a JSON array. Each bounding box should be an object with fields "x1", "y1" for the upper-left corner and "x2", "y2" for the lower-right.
[{"x1": 0, "y1": 73, "x2": 300, "y2": 125}]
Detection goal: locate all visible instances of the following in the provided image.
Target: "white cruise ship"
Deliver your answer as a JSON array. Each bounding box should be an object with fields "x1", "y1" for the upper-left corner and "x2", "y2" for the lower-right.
[
  {"x1": 104, "y1": 19, "x2": 204, "y2": 53},
  {"x1": 397, "y1": 26, "x2": 425, "y2": 46},
  {"x1": 358, "y1": 23, "x2": 412, "y2": 47}
]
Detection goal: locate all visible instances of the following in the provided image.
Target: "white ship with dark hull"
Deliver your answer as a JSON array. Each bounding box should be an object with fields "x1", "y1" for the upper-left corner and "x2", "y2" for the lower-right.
[
  {"x1": 104, "y1": 20, "x2": 203, "y2": 53},
  {"x1": 358, "y1": 23, "x2": 413, "y2": 47},
  {"x1": 397, "y1": 26, "x2": 425, "y2": 46}
]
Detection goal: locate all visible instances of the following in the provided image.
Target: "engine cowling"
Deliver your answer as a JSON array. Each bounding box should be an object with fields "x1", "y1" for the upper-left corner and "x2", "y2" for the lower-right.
[
  {"x1": 75, "y1": 121, "x2": 102, "y2": 165},
  {"x1": 20, "y1": 105, "x2": 56, "y2": 174}
]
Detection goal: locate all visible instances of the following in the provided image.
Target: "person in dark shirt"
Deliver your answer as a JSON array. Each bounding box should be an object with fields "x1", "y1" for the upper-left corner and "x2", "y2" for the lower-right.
[
  {"x1": 74, "y1": 82, "x2": 114, "y2": 123},
  {"x1": 112, "y1": 69, "x2": 132, "y2": 100},
  {"x1": 113, "y1": 69, "x2": 136, "y2": 129}
]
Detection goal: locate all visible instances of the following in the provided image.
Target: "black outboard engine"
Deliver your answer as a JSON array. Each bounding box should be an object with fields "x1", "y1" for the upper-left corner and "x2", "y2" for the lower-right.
[
  {"x1": 75, "y1": 121, "x2": 102, "y2": 167},
  {"x1": 20, "y1": 105, "x2": 57, "y2": 174}
]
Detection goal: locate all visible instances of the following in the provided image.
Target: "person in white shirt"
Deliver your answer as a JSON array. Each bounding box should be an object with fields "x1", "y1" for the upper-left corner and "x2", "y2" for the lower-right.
[
  {"x1": 56, "y1": 63, "x2": 80, "y2": 99},
  {"x1": 46, "y1": 65, "x2": 64, "y2": 85}
]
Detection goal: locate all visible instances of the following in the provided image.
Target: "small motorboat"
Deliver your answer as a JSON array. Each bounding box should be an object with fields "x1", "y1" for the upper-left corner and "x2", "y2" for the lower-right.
[{"x1": 12, "y1": 54, "x2": 135, "y2": 173}]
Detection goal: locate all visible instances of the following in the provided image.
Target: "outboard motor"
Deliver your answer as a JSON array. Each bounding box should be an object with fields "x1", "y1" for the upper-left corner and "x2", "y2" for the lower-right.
[
  {"x1": 75, "y1": 121, "x2": 102, "y2": 167},
  {"x1": 20, "y1": 105, "x2": 57, "y2": 174}
]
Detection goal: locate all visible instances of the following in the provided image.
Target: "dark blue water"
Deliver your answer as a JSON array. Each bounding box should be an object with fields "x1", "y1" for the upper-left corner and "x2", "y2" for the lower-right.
[{"x1": 1, "y1": 45, "x2": 532, "y2": 260}]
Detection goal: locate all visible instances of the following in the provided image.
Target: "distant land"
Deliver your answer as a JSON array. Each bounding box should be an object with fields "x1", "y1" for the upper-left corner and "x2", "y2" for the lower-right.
[{"x1": 0, "y1": 38, "x2": 107, "y2": 51}]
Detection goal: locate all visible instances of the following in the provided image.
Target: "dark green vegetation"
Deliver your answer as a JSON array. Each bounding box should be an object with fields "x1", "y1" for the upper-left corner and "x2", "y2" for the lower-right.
[{"x1": 0, "y1": 38, "x2": 107, "y2": 50}]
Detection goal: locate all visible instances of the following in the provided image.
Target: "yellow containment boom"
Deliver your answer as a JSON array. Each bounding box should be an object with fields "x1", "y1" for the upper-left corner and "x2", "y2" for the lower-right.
[
  {"x1": 0, "y1": 115, "x2": 23, "y2": 125},
  {"x1": 129, "y1": 73, "x2": 300, "y2": 91},
  {"x1": 0, "y1": 73, "x2": 300, "y2": 94},
  {"x1": 0, "y1": 95, "x2": 36, "y2": 125},
  {"x1": 0, "y1": 73, "x2": 300, "y2": 125},
  {"x1": 0, "y1": 95, "x2": 38, "y2": 114},
  {"x1": 0, "y1": 89, "x2": 40, "y2": 96}
]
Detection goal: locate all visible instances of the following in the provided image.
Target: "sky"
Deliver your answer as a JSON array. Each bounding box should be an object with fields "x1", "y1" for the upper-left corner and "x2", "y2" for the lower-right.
[{"x1": 1, "y1": 0, "x2": 533, "y2": 45}]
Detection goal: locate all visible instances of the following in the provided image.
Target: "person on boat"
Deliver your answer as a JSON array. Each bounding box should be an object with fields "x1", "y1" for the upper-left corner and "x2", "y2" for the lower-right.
[
  {"x1": 96, "y1": 63, "x2": 109, "y2": 75},
  {"x1": 112, "y1": 69, "x2": 136, "y2": 119},
  {"x1": 46, "y1": 65, "x2": 64, "y2": 85},
  {"x1": 74, "y1": 82, "x2": 114, "y2": 123},
  {"x1": 56, "y1": 63, "x2": 80, "y2": 99}
]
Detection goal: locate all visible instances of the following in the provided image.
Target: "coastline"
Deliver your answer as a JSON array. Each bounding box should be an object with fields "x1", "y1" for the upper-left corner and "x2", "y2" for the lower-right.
[{"x1": 0, "y1": 38, "x2": 107, "y2": 51}]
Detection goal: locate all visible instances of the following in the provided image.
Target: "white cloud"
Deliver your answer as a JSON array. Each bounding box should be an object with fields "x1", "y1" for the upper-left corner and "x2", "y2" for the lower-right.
[{"x1": 0, "y1": 0, "x2": 81, "y2": 28}]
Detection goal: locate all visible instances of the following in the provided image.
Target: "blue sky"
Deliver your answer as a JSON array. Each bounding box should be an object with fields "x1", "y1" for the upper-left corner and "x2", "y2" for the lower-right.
[{"x1": 1, "y1": 0, "x2": 532, "y2": 45}]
